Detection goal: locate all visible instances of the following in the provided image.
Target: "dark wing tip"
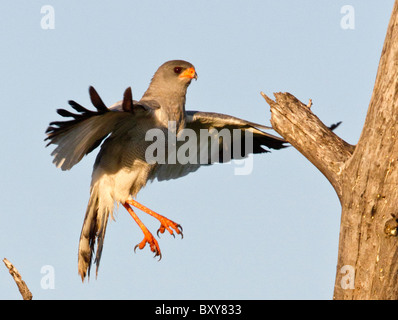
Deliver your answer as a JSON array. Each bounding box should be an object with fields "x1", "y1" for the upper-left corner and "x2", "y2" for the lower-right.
[
  {"x1": 46, "y1": 87, "x2": 111, "y2": 147},
  {"x1": 329, "y1": 121, "x2": 342, "y2": 131},
  {"x1": 122, "y1": 87, "x2": 133, "y2": 112},
  {"x1": 89, "y1": 86, "x2": 108, "y2": 112},
  {"x1": 68, "y1": 100, "x2": 94, "y2": 114},
  {"x1": 56, "y1": 108, "x2": 78, "y2": 118}
]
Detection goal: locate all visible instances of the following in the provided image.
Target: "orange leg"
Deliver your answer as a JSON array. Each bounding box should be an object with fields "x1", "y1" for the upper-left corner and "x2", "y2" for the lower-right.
[
  {"x1": 126, "y1": 199, "x2": 183, "y2": 238},
  {"x1": 122, "y1": 203, "x2": 162, "y2": 260}
]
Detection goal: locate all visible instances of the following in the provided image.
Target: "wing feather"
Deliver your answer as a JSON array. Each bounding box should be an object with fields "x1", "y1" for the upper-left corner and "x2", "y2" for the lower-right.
[
  {"x1": 45, "y1": 86, "x2": 153, "y2": 171},
  {"x1": 151, "y1": 111, "x2": 287, "y2": 181}
]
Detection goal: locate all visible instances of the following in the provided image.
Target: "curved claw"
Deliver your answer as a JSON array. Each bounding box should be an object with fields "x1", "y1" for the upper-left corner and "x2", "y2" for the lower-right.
[
  {"x1": 133, "y1": 233, "x2": 162, "y2": 259},
  {"x1": 157, "y1": 228, "x2": 175, "y2": 239},
  {"x1": 177, "y1": 224, "x2": 183, "y2": 239},
  {"x1": 157, "y1": 225, "x2": 166, "y2": 238},
  {"x1": 156, "y1": 220, "x2": 183, "y2": 239}
]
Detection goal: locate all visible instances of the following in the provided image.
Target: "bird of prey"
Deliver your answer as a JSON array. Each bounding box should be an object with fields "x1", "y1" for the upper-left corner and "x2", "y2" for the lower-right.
[{"x1": 45, "y1": 60, "x2": 287, "y2": 281}]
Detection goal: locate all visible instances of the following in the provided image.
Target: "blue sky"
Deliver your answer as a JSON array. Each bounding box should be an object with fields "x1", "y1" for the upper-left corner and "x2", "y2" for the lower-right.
[{"x1": 0, "y1": 1, "x2": 394, "y2": 299}]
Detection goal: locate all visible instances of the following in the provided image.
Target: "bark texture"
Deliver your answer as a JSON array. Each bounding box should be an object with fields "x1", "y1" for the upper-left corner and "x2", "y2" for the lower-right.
[
  {"x1": 3, "y1": 258, "x2": 32, "y2": 300},
  {"x1": 262, "y1": 1, "x2": 398, "y2": 299}
]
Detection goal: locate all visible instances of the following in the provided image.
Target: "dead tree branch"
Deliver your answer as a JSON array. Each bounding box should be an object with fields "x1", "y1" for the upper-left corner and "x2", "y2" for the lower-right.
[
  {"x1": 261, "y1": 0, "x2": 398, "y2": 299},
  {"x1": 3, "y1": 258, "x2": 33, "y2": 300},
  {"x1": 261, "y1": 91, "x2": 355, "y2": 201}
]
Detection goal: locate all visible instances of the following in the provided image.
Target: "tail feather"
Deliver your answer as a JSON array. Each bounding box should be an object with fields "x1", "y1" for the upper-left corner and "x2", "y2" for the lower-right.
[{"x1": 78, "y1": 182, "x2": 111, "y2": 281}]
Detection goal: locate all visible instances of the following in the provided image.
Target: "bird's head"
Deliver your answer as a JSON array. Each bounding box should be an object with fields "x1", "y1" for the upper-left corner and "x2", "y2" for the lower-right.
[
  {"x1": 144, "y1": 60, "x2": 198, "y2": 98},
  {"x1": 155, "y1": 59, "x2": 197, "y2": 85}
]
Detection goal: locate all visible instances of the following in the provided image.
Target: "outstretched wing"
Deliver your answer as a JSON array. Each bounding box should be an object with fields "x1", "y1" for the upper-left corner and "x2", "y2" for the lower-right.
[
  {"x1": 150, "y1": 110, "x2": 287, "y2": 181},
  {"x1": 45, "y1": 86, "x2": 154, "y2": 171}
]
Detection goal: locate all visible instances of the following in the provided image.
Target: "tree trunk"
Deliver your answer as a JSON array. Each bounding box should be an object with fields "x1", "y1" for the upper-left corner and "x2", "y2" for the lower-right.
[{"x1": 262, "y1": 1, "x2": 398, "y2": 300}]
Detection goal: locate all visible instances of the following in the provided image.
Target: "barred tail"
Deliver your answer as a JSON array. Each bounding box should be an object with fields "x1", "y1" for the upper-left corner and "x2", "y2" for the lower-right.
[{"x1": 77, "y1": 181, "x2": 113, "y2": 281}]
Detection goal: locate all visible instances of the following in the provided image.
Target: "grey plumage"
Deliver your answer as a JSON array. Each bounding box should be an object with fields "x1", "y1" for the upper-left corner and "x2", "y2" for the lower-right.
[{"x1": 45, "y1": 60, "x2": 287, "y2": 281}]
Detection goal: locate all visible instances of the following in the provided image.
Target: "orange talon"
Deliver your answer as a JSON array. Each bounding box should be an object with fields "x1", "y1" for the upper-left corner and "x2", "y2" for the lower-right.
[
  {"x1": 133, "y1": 234, "x2": 162, "y2": 260},
  {"x1": 126, "y1": 199, "x2": 183, "y2": 239},
  {"x1": 157, "y1": 225, "x2": 166, "y2": 237},
  {"x1": 123, "y1": 203, "x2": 162, "y2": 260}
]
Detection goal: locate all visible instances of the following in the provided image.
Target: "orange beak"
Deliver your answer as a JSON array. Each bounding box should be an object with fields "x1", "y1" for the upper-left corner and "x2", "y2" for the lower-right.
[{"x1": 179, "y1": 67, "x2": 198, "y2": 80}]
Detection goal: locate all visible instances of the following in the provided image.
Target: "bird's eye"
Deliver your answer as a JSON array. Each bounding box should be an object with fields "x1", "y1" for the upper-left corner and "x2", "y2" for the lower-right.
[{"x1": 174, "y1": 67, "x2": 182, "y2": 74}]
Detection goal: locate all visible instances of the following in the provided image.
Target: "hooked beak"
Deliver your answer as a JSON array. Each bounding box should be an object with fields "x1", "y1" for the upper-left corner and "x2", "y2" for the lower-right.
[{"x1": 179, "y1": 67, "x2": 198, "y2": 80}]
